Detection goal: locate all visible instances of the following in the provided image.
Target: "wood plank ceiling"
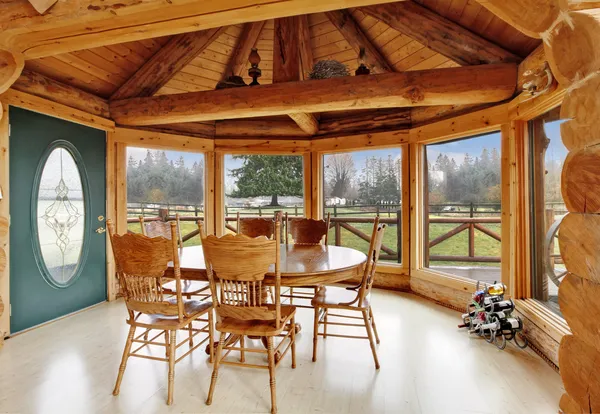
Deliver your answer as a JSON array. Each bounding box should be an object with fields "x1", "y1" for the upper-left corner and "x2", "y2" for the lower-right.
[
  {"x1": 24, "y1": 0, "x2": 538, "y2": 99},
  {"x1": 21, "y1": 0, "x2": 539, "y2": 135}
]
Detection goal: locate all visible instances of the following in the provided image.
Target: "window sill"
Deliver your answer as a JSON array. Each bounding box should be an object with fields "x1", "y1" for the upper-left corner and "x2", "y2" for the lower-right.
[
  {"x1": 515, "y1": 298, "x2": 570, "y2": 343},
  {"x1": 411, "y1": 267, "x2": 479, "y2": 293}
]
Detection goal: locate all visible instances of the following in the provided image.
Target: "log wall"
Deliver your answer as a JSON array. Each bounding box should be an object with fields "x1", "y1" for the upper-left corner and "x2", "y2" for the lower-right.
[{"x1": 481, "y1": 2, "x2": 600, "y2": 412}]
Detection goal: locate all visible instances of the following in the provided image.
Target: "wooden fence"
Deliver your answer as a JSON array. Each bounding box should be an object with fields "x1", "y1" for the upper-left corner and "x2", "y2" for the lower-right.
[{"x1": 126, "y1": 204, "x2": 504, "y2": 265}]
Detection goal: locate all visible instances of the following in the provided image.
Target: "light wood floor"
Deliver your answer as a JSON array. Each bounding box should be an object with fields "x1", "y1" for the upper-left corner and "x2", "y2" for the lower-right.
[{"x1": 0, "y1": 289, "x2": 563, "y2": 413}]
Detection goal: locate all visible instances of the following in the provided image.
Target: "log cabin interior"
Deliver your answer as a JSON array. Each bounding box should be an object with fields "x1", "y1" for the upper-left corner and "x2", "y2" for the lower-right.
[{"x1": 0, "y1": 0, "x2": 598, "y2": 412}]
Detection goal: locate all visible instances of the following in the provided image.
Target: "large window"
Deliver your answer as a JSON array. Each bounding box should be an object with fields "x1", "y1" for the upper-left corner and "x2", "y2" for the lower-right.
[
  {"x1": 423, "y1": 132, "x2": 502, "y2": 281},
  {"x1": 530, "y1": 107, "x2": 566, "y2": 316},
  {"x1": 322, "y1": 148, "x2": 403, "y2": 264},
  {"x1": 126, "y1": 147, "x2": 205, "y2": 246},
  {"x1": 224, "y1": 154, "x2": 305, "y2": 232}
]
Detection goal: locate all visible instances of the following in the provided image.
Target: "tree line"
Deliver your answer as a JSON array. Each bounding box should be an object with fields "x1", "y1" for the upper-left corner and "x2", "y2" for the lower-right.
[
  {"x1": 428, "y1": 148, "x2": 501, "y2": 204},
  {"x1": 325, "y1": 153, "x2": 402, "y2": 204},
  {"x1": 127, "y1": 150, "x2": 204, "y2": 204}
]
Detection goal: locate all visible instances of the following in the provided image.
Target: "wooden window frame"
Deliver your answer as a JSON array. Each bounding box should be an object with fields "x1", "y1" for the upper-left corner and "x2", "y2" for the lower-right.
[{"x1": 314, "y1": 144, "x2": 410, "y2": 275}]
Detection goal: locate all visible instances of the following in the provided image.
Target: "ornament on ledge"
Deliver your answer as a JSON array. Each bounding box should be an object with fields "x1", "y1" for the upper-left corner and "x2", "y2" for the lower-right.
[
  {"x1": 215, "y1": 48, "x2": 263, "y2": 89},
  {"x1": 248, "y1": 48, "x2": 262, "y2": 86},
  {"x1": 309, "y1": 60, "x2": 350, "y2": 80}
]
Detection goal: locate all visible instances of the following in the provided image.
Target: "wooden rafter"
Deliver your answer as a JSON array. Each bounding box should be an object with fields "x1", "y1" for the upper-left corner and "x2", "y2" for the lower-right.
[
  {"x1": 110, "y1": 27, "x2": 226, "y2": 100},
  {"x1": 12, "y1": 69, "x2": 110, "y2": 117},
  {"x1": 298, "y1": 14, "x2": 314, "y2": 80},
  {"x1": 1, "y1": 0, "x2": 401, "y2": 60},
  {"x1": 109, "y1": 64, "x2": 518, "y2": 126},
  {"x1": 273, "y1": 16, "x2": 319, "y2": 135},
  {"x1": 223, "y1": 21, "x2": 265, "y2": 79},
  {"x1": 325, "y1": 9, "x2": 393, "y2": 74},
  {"x1": 360, "y1": 2, "x2": 521, "y2": 65}
]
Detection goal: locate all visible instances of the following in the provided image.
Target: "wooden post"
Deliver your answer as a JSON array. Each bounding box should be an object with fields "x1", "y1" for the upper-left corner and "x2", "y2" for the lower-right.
[
  {"x1": 469, "y1": 223, "x2": 475, "y2": 258},
  {"x1": 333, "y1": 205, "x2": 337, "y2": 218},
  {"x1": 470, "y1": 202, "x2": 474, "y2": 218},
  {"x1": 295, "y1": 205, "x2": 298, "y2": 216},
  {"x1": 335, "y1": 222, "x2": 341, "y2": 246},
  {"x1": 258, "y1": 205, "x2": 262, "y2": 217},
  {"x1": 141, "y1": 203, "x2": 145, "y2": 217}
]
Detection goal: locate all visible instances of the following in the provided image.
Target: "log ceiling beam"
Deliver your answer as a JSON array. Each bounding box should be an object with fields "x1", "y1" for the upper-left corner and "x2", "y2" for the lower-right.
[
  {"x1": 325, "y1": 9, "x2": 393, "y2": 74},
  {"x1": 216, "y1": 119, "x2": 309, "y2": 137},
  {"x1": 1, "y1": 0, "x2": 402, "y2": 60},
  {"x1": 109, "y1": 63, "x2": 518, "y2": 126},
  {"x1": 273, "y1": 15, "x2": 319, "y2": 135},
  {"x1": 317, "y1": 108, "x2": 410, "y2": 136},
  {"x1": 360, "y1": 2, "x2": 521, "y2": 65},
  {"x1": 223, "y1": 21, "x2": 265, "y2": 79},
  {"x1": 12, "y1": 68, "x2": 110, "y2": 117},
  {"x1": 110, "y1": 27, "x2": 226, "y2": 100},
  {"x1": 298, "y1": 15, "x2": 314, "y2": 81}
]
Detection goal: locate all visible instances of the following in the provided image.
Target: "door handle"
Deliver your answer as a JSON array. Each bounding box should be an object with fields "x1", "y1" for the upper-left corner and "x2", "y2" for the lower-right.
[{"x1": 95, "y1": 226, "x2": 106, "y2": 234}]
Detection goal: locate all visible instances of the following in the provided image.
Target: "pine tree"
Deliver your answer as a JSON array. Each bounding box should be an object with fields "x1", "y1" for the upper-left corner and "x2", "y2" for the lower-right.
[{"x1": 229, "y1": 155, "x2": 303, "y2": 206}]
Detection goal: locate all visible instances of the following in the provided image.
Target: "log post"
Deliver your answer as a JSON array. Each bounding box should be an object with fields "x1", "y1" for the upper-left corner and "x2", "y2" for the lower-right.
[{"x1": 0, "y1": 49, "x2": 24, "y2": 95}]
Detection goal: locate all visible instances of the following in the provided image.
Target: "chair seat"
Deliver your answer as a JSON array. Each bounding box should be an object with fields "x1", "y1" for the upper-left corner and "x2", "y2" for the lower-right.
[
  {"x1": 162, "y1": 280, "x2": 210, "y2": 296},
  {"x1": 132, "y1": 298, "x2": 213, "y2": 329},
  {"x1": 311, "y1": 286, "x2": 369, "y2": 310},
  {"x1": 216, "y1": 304, "x2": 296, "y2": 336}
]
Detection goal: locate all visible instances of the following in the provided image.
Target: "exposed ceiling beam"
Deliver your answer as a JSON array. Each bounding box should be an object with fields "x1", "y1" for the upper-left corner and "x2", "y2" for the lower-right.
[
  {"x1": 317, "y1": 108, "x2": 410, "y2": 136},
  {"x1": 360, "y1": 2, "x2": 521, "y2": 65},
  {"x1": 2, "y1": 0, "x2": 402, "y2": 60},
  {"x1": 298, "y1": 15, "x2": 314, "y2": 80},
  {"x1": 325, "y1": 9, "x2": 393, "y2": 74},
  {"x1": 110, "y1": 27, "x2": 226, "y2": 100},
  {"x1": 12, "y1": 68, "x2": 110, "y2": 117},
  {"x1": 273, "y1": 15, "x2": 319, "y2": 135},
  {"x1": 131, "y1": 122, "x2": 216, "y2": 138},
  {"x1": 475, "y1": 0, "x2": 563, "y2": 38},
  {"x1": 109, "y1": 63, "x2": 518, "y2": 126},
  {"x1": 216, "y1": 119, "x2": 309, "y2": 137},
  {"x1": 273, "y1": 16, "x2": 301, "y2": 83},
  {"x1": 223, "y1": 21, "x2": 265, "y2": 79}
]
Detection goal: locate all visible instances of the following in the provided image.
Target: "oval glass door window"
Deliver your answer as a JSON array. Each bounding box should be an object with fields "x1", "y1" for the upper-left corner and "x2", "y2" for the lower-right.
[{"x1": 34, "y1": 144, "x2": 88, "y2": 287}]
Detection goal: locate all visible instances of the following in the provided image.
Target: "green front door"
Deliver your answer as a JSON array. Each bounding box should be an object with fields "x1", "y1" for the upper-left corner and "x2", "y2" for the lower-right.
[{"x1": 10, "y1": 107, "x2": 107, "y2": 333}]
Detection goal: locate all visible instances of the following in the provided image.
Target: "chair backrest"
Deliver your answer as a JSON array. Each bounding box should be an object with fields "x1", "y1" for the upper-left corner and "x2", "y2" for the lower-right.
[
  {"x1": 286, "y1": 212, "x2": 331, "y2": 245},
  {"x1": 236, "y1": 211, "x2": 276, "y2": 239},
  {"x1": 200, "y1": 221, "x2": 283, "y2": 328},
  {"x1": 139, "y1": 213, "x2": 183, "y2": 247},
  {"x1": 357, "y1": 217, "x2": 386, "y2": 307},
  {"x1": 108, "y1": 219, "x2": 185, "y2": 320}
]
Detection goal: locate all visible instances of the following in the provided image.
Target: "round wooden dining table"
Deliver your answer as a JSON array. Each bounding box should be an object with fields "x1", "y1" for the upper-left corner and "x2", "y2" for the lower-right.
[
  {"x1": 173, "y1": 244, "x2": 367, "y2": 287},
  {"x1": 169, "y1": 244, "x2": 367, "y2": 357}
]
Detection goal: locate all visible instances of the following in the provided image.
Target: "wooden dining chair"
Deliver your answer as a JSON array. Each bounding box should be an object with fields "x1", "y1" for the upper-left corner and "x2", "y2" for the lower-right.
[
  {"x1": 284, "y1": 212, "x2": 331, "y2": 306},
  {"x1": 311, "y1": 217, "x2": 386, "y2": 369},
  {"x1": 200, "y1": 220, "x2": 296, "y2": 414},
  {"x1": 139, "y1": 214, "x2": 210, "y2": 300},
  {"x1": 107, "y1": 219, "x2": 214, "y2": 405},
  {"x1": 236, "y1": 211, "x2": 276, "y2": 238},
  {"x1": 285, "y1": 212, "x2": 331, "y2": 245}
]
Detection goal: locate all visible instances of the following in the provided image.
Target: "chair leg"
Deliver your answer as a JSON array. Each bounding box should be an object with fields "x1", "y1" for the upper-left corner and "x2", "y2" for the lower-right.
[
  {"x1": 189, "y1": 322, "x2": 194, "y2": 347},
  {"x1": 323, "y1": 309, "x2": 328, "y2": 338},
  {"x1": 208, "y1": 311, "x2": 214, "y2": 364},
  {"x1": 289, "y1": 287, "x2": 294, "y2": 304},
  {"x1": 369, "y1": 306, "x2": 380, "y2": 344},
  {"x1": 206, "y1": 332, "x2": 226, "y2": 406},
  {"x1": 312, "y1": 307, "x2": 319, "y2": 362},
  {"x1": 267, "y1": 337, "x2": 277, "y2": 414},
  {"x1": 290, "y1": 316, "x2": 296, "y2": 369},
  {"x1": 113, "y1": 324, "x2": 136, "y2": 396},
  {"x1": 165, "y1": 330, "x2": 169, "y2": 358},
  {"x1": 240, "y1": 335, "x2": 245, "y2": 363},
  {"x1": 167, "y1": 330, "x2": 176, "y2": 405},
  {"x1": 362, "y1": 310, "x2": 380, "y2": 370}
]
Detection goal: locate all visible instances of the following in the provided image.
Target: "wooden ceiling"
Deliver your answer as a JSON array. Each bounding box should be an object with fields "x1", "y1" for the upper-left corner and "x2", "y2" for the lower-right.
[{"x1": 23, "y1": 0, "x2": 539, "y2": 99}]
